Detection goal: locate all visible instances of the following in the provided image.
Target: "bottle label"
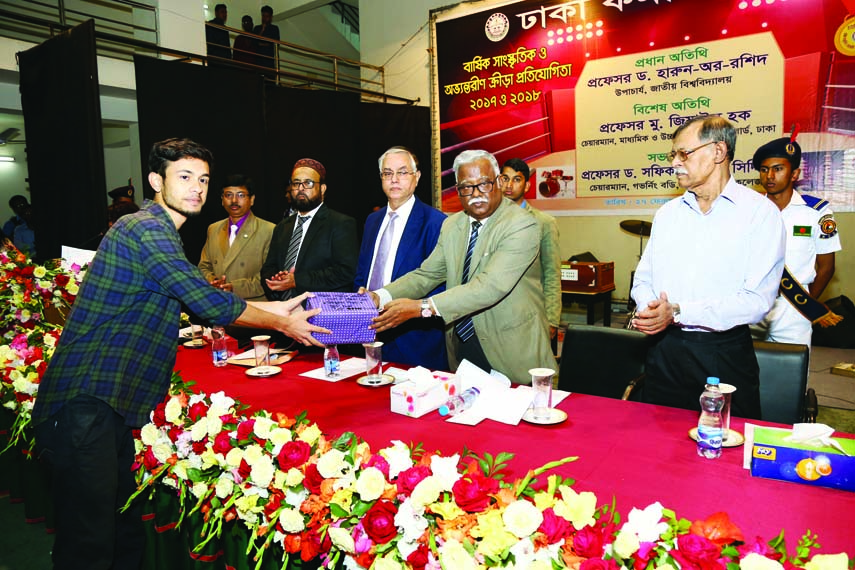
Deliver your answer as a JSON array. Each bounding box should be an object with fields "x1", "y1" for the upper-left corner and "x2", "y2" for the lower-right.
[{"x1": 697, "y1": 425, "x2": 723, "y2": 450}]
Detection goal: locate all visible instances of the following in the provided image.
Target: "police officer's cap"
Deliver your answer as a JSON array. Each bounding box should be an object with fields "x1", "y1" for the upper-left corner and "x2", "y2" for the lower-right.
[
  {"x1": 108, "y1": 184, "x2": 135, "y2": 200},
  {"x1": 752, "y1": 137, "x2": 801, "y2": 171}
]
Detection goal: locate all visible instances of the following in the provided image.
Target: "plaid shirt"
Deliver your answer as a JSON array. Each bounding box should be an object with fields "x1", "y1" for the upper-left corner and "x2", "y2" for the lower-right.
[{"x1": 33, "y1": 201, "x2": 247, "y2": 427}]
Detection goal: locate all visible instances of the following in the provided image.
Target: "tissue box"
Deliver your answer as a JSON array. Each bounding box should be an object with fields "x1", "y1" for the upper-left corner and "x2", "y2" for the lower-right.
[
  {"x1": 305, "y1": 292, "x2": 377, "y2": 345},
  {"x1": 750, "y1": 426, "x2": 855, "y2": 492},
  {"x1": 391, "y1": 372, "x2": 459, "y2": 418}
]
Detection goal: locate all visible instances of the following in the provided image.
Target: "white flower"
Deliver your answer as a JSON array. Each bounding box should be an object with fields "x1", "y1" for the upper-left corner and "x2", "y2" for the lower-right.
[
  {"x1": 269, "y1": 427, "x2": 292, "y2": 448},
  {"x1": 804, "y1": 553, "x2": 850, "y2": 570},
  {"x1": 284, "y1": 486, "x2": 309, "y2": 508},
  {"x1": 372, "y1": 556, "x2": 405, "y2": 570},
  {"x1": 251, "y1": 456, "x2": 275, "y2": 488},
  {"x1": 379, "y1": 440, "x2": 413, "y2": 479},
  {"x1": 243, "y1": 444, "x2": 265, "y2": 466},
  {"x1": 207, "y1": 392, "x2": 235, "y2": 418},
  {"x1": 225, "y1": 448, "x2": 243, "y2": 468},
  {"x1": 252, "y1": 416, "x2": 275, "y2": 439},
  {"x1": 297, "y1": 423, "x2": 321, "y2": 445},
  {"x1": 206, "y1": 416, "x2": 223, "y2": 438},
  {"x1": 429, "y1": 454, "x2": 462, "y2": 490},
  {"x1": 140, "y1": 424, "x2": 160, "y2": 446},
  {"x1": 328, "y1": 526, "x2": 355, "y2": 554},
  {"x1": 215, "y1": 474, "x2": 234, "y2": 499},
  {"x1": 410, "y1": 475, "x2": 443, "y2": 509},
  {"x1": 172, "y1": 460, "x2": 188, "y2": 481},
  {"x1": 741, "y1": 553, "x2": 785, "y2": 570},
  {"x1": 621, "y1": 502, "x2": 668, "y2": 544},
  {"x1": 503, "y1": 500, "x2": 544, "y2": 538},
  {"x1": 164, "y1": 397, "x2": 184, "y2": 425},
  {"x1": 317, "y1": 448, "x2": 348, "y2": 478},
  {"x1": 277, "y1": 507, "x2": 305, "y2": 532},
  {"x1": 284, "y1": 467, "x2": 304, "y2": 487},
  {"x1": 439, "y1": 538, "x2": 478, "y2": 570},
  {"x1": 394, "y1": 499, "x2": 428, "y2": 548},
  {"x1": 152, "y1": 442, "x2": 174, "y2": 464},
  {"x1": 355, "y1": 466, "x2": 386, "y2": 502},
  {"x1": 613, "y1": 529, "x2": 640, "y2": 558},
  {"x1": 191, "y1": 482, "x2": 209, "y2": 500},
  {"x1": 33, "y1": 266, "x2": 47, "y2": 278},
  {"x1": 190, "y1": 417, "x2": 209, "y2": 442}
]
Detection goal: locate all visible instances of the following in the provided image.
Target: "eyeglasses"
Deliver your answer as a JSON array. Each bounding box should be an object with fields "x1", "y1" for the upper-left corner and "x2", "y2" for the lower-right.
[
  {"x1": 457, "y1": 178, "x2": 496, "y2": 197},
  {"x1": 380, "y1": 169, "x2": 416, "y2": 180},
  {"x1": 290, "y1": 179, "x2": 318, "y2": 190},
  {"x1": 222, "y1": 191, "x2": 249, "y2": 200},
  {"x1": 667, "y1": 140, "x2": 719, "y2": 162}
]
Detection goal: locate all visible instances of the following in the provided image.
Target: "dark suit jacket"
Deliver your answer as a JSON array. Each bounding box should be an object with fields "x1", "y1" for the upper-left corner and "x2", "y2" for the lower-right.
[
  {"x1": 261, "y1": 203, "x2": 358, "y2": 300},
  {"x1": 355, "y1": 198, "x2": 448, "y2": 370}
]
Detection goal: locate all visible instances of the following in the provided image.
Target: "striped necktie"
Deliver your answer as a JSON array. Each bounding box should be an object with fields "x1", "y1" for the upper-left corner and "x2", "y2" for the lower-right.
[
  {"x1": 454, "y1": 220, "x2": 481, "y2": 342},
  {"x1": 281, "y1": 216, "x2": 308, "y2": 300}
]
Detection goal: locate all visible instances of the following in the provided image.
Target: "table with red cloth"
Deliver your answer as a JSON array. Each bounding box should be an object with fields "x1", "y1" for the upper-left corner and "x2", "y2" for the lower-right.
[{"x1": 175, "y1": 346, "x2": 855, "y2": 556}]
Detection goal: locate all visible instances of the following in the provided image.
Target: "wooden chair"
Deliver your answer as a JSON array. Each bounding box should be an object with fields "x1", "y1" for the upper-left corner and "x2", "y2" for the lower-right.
[
  {"x1": 558, "y1": 324, "x2": 653, "y2": 401},
  {"x1": 754, "y1": 340, "x2": 817, "y2": 424}
]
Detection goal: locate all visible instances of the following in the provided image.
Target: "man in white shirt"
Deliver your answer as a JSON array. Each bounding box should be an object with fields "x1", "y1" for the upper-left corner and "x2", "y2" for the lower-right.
[
  {"x1": 631, "y1": 116, "x2": 786, "y2": 419},
  {"x1": 752, "y1": 136, "x2": 842, "y2": 346}
]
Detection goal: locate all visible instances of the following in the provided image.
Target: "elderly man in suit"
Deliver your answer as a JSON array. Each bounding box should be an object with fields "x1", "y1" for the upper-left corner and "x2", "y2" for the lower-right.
[
  {"x1": 365, "y1": 149, "x2": 554, "y2": 383},
  {"x1": 261, "y1": 158, "x2": 358, "y2": 300},
  {"x1": 354, "y1": 146, "x2": 447, "y2": 370},
  {"x1": 199, "y1": 174, "x2": 274, "y2": 301}
]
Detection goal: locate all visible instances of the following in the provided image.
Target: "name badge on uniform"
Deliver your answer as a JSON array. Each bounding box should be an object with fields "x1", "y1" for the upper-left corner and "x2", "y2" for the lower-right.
[{"x1": 792, "y1": 225, "x2": 811, "y2": 237}]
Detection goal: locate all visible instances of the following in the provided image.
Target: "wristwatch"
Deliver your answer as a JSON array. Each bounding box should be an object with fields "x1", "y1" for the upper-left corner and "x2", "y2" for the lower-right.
[
  {"x1": 672, "y1": 303, "x2": 682, "y2": 325},
  {"x1": 421, "y1": 299, "x2": 432, "y2": 318}
]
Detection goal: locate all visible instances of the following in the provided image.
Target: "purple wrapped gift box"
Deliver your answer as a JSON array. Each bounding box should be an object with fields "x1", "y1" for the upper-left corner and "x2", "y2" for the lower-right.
[{"x1": 305, "y1": 292, "x2": 377, "y2": 345}]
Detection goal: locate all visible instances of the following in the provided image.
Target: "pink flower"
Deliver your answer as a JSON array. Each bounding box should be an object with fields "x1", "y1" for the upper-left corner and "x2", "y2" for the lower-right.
[
  {"x1": 670, "y1": 533, "x2": 725, "y2": 570},
  {"x1": 278, "y1": 440, "x2": 311, "y2": 471},
  {"x1": 538, "y1": 507, "x2": 571, "y2": 544},
  {"x1": 237, "y1": 419, "x2": 255, "y2": 441},
  {"x1": 580, "y1": 558, "x2": 619, "y2": 570},
  {"x1": 213, "y1": 431, "x2": 233, "y2": 455},
  {"x1": 397, "y1": 465, "x2": 431, "y2": 497},
  {"x1": 737, "y1": 537, "x2": 783, "y2": 561},
  {"x1": 573, "y1": 525, "x2": 605, "y2": 557},
  {"x1": 364, "y1": 454, "x2": 390, "y2": 478},
  {"x1": 362, "y1": 500, "x2": 398, "y2": 544}
]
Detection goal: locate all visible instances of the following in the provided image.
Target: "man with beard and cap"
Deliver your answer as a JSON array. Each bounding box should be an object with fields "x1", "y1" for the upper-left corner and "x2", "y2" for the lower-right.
[
  {"x1": 631, "y1": 116, "x2": 785, "y2": 419},
  {"x1": 362, "y1": 149, "x2": 554, "y2": 383},
  {"x1": 31, "y1": 138, "x2": 327, "y2": 570},
  {"x1": 199, "y1": 174, "x2": 274, "y2": 302},
  {"x1": 752, "y1": 132, "x2": 843, "y2": 346},
  {"x1": 261, "y1": 158, "x2": 358, "y2": 300}
]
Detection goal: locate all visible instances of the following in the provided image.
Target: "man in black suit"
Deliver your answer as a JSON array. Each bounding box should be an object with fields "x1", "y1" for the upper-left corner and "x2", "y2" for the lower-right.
[{"x1": 261, "y1": 158, "x2": 358, "y2": 300}]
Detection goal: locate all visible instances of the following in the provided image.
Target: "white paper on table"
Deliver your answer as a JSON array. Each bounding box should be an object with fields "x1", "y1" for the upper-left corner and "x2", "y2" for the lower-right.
[
  {"x1": 444, "y1": 360, "x2": 513, "y2": 425},
  {"x1": 299, "y1": 357, "x2": 378, "y2": 382},
  {"x1": 61, "y1": 245, "x2": 96, "y2": 271}
]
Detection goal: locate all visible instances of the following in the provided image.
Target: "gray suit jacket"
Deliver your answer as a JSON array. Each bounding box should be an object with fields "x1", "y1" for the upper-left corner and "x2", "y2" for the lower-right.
[
  {"x1": 386, "y1": 197, "x2": 555, "y2": 383},
  {"x1": 198, "y1": 212, "x2": 275, "y2": 301}
]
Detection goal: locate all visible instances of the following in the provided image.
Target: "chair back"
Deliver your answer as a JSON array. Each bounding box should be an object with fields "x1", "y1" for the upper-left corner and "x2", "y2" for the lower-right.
[
  {"x1": 754, "y1": 340, "x2": 810, "y2": 424},
  {"x1": 558, "y1": 324, "x2": 652, "y2": 400}
]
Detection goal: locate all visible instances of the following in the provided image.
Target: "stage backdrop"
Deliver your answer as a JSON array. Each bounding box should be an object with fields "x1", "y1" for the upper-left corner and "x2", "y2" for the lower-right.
[{"x1": 431, "y1": 0, "x2": 855, "y2": 215}]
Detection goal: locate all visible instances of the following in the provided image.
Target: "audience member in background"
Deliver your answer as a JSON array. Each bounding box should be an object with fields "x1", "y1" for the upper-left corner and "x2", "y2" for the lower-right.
[
  {"x1": 3, "y1": 194, "x2": 28, "y2": 240},
  {"x1": 206, "y1": 3, "x2": 231, "y2": 61},
  {"x1": 233, "y1": 15, "x2": 256, "y2": 65},
  {"x1": 631, "y1": 116, "x2": 785, "y2": 420},
  {"x1": 199, "y1": 174, "x2": 274, "y2": 302},
  {"x1": 253, "y1": 5, "x2": 280, "y2": 74},
  {"x1": 499, "y1": 157, "x2": 562, "y2": 339},
  {"x1": 31, "y1": 138, "x2": 326, "y2": 570},
  {"x1": 751, "y1": 135, "x2": 843, "y2": 347},
  {"x1": 354, "y1": 146, "x2": 447, "y2": 370},
  {"x1": 11, "y1": 197, "x2": 35, "y2": 259},
  {"x1": 108, "y1": 182, "x2": 135, "y2": 205},
  {"x1": 365, "y1": 149, "x2": 554, "y2": 383},
  {"x1": 262, "y1": 158, "x2": 358, "y2": 300}
]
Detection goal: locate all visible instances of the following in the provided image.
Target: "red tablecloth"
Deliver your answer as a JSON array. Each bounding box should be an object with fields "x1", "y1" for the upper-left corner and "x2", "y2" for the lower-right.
[{"x1": 175, "y1": 346, "x2": 855, "y2": 555}]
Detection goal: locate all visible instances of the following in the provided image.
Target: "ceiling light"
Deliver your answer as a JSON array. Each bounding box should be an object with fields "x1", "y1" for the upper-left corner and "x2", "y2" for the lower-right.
[{"x1": 0, "y1": 156, "x2": 15, "y2": 162}]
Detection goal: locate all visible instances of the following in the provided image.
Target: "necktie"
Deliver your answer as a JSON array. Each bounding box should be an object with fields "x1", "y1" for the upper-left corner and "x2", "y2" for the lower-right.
[
  {"x1": 228, "y1": 224, "x2": 238, "y2": 246},
  {"x1": 454, "y1": 221, "x2": 481, "y2": 342},
  {"x1": 368, "y1": 212, "x2": 397, "y2": 291},
  {"x1": 281, "y1": 216, "x2": 308, "y2": 300}
]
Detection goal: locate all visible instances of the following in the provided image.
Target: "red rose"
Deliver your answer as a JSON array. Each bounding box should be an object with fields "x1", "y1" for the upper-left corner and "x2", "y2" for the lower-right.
[
  {"x1": 580, "y1": 558, "x2": 619, "y2": 570},
  {"x1": 192, "y1": 440, "x2": 206, "y2": 455},
  {"x1": 362, "y1": 500, "x2": 398, "y2": 544},
  {"x1": 365, "y1": 454, "x2": 390, "y2": 478},
  {"x1": 452, "y1": 472, "x2": 498, "y2": 513},
  {"x1": 264, "y1": 489, "x2": 284, "y2": 517},
  {"x1": 237, "y1": 458, "x2": 251, "y2": 482},
  {"x1": 671, "y1": 534, "x2": 725, "y2": 570},
  {"x1": 278, "y1": 440, "x2": 311, "y2": 471},
  {"x1": 213, "y1": 431, "x2": 233, "y2": 455},
  {"x1": 737, "y1": 537, "x2": 782, "y2": 560},
  {"x1": 574, "y1": 525, "x2": 605, "y2": 558},
  {"x1": 54, "y1": 273, "x2": 70, "y2": 287},
  {"x1": 187, "y1": 402, "x2": 207, "y2": 422},
  {"x1": 152, "y1": 401, "x2": 167, "y2": 426},
  {"x1": 538, "y1": 507, "x2": 572, "y2": 545},
  {"x1": 407, "y1": 543, "x2": 430, "y2": 570},
  {"x1": 237, "y1": 419, "x2": 255, "y2": 441},
  {"x1": 142, "y1": 447, "x2": 159, "y2": 470},
  {"x1": 303, "y1": 463, "x2": 324, "y2": 494},
  {"x1": 397, "y1": 465, "x2": 431, "y2": 497}
]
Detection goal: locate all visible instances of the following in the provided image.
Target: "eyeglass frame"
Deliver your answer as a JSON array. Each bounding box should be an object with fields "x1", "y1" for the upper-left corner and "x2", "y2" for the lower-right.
[
  {"x1": 222, "y1": 191, "x2": 250, "y2": 200},
  {"x1": 380, "y1": 169, "x2": 417, "y2": 180},
  {"x1": 666, "y1": 140, "x2": 719, "y2": 163},
  {"x1": 290, "y1": 179, "x2": 319, "y2": 190},
  {"x1": 456, "y1": 177, "x2": 497, "y2": 197}
]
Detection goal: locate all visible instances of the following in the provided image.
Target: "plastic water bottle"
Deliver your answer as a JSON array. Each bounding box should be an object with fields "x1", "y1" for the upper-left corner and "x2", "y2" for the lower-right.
[
  {"x1": 324, "y1": 345, "x2": 340, "y2": 377},
  {"x1": 438, "y1": 387, "x2": 481, "y2": 417},
  {"x1": 697, "y1": 376, "x2": 724, "y2": 459},
  {"x1": 211, "y1": 326, "x2": 228, "y2": 367}
]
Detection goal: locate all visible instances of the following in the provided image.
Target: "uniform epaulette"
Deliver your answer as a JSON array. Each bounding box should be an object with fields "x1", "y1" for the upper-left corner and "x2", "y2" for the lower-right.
[{"x1": 801, "y1": 193, "x2": 829, "y2": 211}]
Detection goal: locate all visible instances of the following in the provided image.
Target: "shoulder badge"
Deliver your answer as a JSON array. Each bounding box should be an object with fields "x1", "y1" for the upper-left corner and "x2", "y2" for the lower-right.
[{"x1": 818, "y1": 213, "x2": 838, "y2": 239}]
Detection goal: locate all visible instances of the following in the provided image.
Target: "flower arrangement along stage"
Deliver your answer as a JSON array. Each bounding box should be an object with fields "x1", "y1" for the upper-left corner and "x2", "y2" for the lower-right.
[{"x1": 0, "y1": 249, "x2": 851, "y2": 569}]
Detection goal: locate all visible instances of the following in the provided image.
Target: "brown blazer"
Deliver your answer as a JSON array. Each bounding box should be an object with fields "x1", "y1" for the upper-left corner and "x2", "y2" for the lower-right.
[{"x1": 198, "y1": 212, "x2": 275, "y2": 301}]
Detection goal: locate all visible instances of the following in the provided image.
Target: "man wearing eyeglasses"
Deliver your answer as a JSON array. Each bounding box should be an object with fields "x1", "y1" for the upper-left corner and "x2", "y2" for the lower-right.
[
  {"x1": 630, "y1": 116, "x2": 785, "y2": 419},
  {"x1": 198, "y1": 174, "x2": 274, "y2": 301},
  {"x1": 366, "y1": 149, "x2": 554, "y2": 383},
  {"x1": 354, "y1": 146, "x2": 448, "y2": 370},
  {"x1": 261, "y1": 158, "x2": 358, "y2": 300}
]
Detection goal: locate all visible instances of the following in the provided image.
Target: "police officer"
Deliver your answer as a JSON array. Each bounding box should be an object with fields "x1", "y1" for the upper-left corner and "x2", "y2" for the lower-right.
[
  {"x1": 753, "y1": 136, "x2": 843, "y2": 346},
  {"x1": 108, "y1": 183, "x2": 135, "y2": 205}
]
